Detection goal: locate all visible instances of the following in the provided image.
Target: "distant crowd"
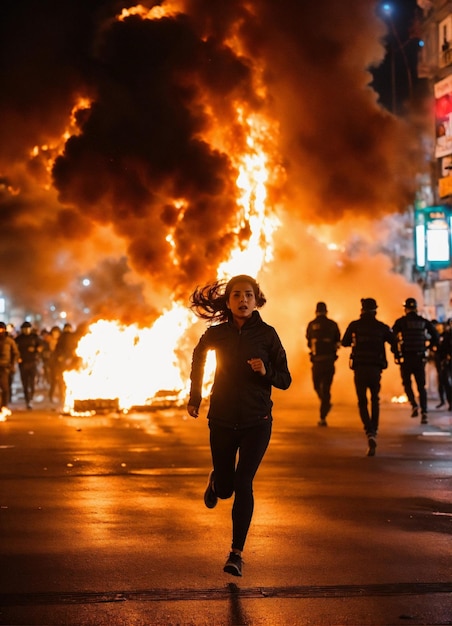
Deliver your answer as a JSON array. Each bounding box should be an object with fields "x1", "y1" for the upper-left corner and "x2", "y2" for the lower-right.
[{"x1": 0, "y1": 321, "x2": 83, "y2": 419}]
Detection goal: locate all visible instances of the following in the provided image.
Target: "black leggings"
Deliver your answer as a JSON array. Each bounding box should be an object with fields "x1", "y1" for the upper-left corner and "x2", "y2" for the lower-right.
[{"x1": 209, "y1": 420, "x2": 272, "y2": 552}]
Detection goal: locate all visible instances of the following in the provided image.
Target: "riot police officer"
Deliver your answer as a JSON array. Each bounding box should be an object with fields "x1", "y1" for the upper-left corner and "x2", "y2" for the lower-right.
[
  {"x1": 342, "y1": 298, "x2": 396, "y2": 456},
  {"x1": 392, "y1": 298, "x2": 439, "y2": 424},
  {"x1": 15, "y1": 321, "x2": 44, "y2": 409},
  {"x1": 306, "y1": 302, "x2": 341, "y2": 426}
]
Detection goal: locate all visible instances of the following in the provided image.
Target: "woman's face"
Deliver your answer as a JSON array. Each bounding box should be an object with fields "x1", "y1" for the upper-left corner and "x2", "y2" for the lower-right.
[{"x1": 227, "y1": 281, "x2": 256, "y2": 322}]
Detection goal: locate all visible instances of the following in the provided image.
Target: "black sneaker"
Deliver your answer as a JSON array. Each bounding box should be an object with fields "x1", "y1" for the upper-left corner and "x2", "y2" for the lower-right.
[
  {"x1": 223, "y1": 552, "x2": 243, "y2": 577},
  {"x1": 317, "y1": 419, "x2": 328, "y2": 427},
  {"x1": 204, "y1": 470, "x2": 217, "y2": 509},
  {"x1": 411, "y1": 406, "x2": 418, "y2": 418},
  {"x1": 366, "y1": 437, "x2": 377, "y2": 457},
  {"x1": 421, "y1": 413, "x2": 428, "y2": 424}
]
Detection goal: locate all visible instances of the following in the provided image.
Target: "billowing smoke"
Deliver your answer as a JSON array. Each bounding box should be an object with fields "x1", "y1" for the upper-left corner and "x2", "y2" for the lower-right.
[{"x1": 0, "y1": 0, "x2": 423, "y2": 340}]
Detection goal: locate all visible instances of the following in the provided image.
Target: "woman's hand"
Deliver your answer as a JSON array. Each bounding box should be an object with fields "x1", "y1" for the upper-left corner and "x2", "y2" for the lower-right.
[
  {"x1": 247, "y1": 358, "x2": 266, "y2": 375},
  {"x1": 187, "y1": 404, "x2": 199, "y2": 418}
]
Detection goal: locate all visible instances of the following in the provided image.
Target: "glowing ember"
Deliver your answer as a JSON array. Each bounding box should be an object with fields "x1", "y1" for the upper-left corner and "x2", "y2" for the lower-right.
[
  {"x1": 0, "y1": 407, "x2": 12, "y2": 422},
  {"x1": 391, "y1": 395, "x2": 408, "y2": 404},
  {"x1": 118, "y1": 4, "x2": 181, "y2": 21}
]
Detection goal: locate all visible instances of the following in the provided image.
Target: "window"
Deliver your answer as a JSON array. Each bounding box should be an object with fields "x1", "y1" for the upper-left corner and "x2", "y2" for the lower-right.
[{"x1": 439, "y1": 16, "x2": 452, "y2": 66}]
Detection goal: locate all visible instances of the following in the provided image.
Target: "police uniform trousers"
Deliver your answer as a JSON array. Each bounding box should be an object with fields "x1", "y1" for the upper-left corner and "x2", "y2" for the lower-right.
[
  {"x1": 353, "y1": 364, "x2": 382, "y2": 437},
  {"x1": 400, "y1": 354, "x2": 427, "y2": 412},
  {"x1": 311, "y1": 358, "x2": 335, "y2": 419}
]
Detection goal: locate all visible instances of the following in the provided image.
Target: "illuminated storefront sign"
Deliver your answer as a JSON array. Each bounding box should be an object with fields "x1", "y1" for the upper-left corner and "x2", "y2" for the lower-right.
[
  {"x1": 414, "y1": 205, "x2": 451, "y2": 269},
  {"x1": 434, "y1": 76, "x2": 452, "y2": 158}
]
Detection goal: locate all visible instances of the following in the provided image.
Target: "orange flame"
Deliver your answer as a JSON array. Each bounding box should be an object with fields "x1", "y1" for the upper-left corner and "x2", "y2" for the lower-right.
[
  {"x1": 64, "y1": 307, "x2": 194, "y2": 412},
  {"x1": 391, "y1": 394, "x2": 408, "y2": 404},
  {"x1": 118, "y1": 4, "x2": 182, "y2": 21},
  {"x1": 218, "y1": 110, "x2": 282, "y2": 278},
  {"x1": 30, "y1": 96, "x2": 93, "y2": 183}
]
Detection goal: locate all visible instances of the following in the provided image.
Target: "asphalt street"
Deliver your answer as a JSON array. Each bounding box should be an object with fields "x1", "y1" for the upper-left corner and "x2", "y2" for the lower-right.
[{"x1": 0, "y1": 389, "x2": 451, "y2": 626}]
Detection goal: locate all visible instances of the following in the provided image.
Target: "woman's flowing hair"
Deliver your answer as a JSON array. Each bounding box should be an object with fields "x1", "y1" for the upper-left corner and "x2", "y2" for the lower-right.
[{"x1": 190, "y1": 275, "x2": 266, "y2": 323}]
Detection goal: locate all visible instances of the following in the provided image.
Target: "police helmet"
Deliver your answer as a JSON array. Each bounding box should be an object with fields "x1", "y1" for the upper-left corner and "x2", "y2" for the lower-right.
[
  {"x1": 361, "y1": 297, "x2": 378, "y2": 312},
  {"x1": 404, "y1": 297, "x2": 417, "y2": 310}
]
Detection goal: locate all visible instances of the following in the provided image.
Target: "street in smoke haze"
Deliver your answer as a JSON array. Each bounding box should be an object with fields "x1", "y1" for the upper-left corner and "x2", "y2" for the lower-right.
[{"x1": 0, "y1": 390, "x2": 451, "y2": 626}]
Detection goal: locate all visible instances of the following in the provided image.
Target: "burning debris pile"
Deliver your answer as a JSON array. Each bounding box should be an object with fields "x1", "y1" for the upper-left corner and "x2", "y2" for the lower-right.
[
  {"x1": 0, "y1": 1, "x2": 424, "y2": 411},
  {"x1": 63, "y1": 314, "x2": 197, "y2": 413}
]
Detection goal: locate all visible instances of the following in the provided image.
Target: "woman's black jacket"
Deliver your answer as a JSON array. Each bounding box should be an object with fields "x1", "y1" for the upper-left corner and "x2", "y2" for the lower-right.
[{"x1": 188, "y1": 311, "x2": 291, "y2": 429}]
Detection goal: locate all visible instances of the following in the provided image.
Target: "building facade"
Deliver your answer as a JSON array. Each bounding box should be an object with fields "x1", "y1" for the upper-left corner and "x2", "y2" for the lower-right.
[{"x1": 415, "y1": 0, "x2": 452, "y2": 318}]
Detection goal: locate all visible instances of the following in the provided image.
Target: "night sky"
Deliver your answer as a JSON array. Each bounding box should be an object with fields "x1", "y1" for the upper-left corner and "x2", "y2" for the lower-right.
[{"x1": 370, "y1": 0, "x2": 424, "y2": 113}]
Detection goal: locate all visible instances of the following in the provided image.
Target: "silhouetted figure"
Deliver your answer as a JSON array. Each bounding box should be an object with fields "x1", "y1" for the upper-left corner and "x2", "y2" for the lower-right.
[
  {"x1": 15, "y1": 321, "x2": 44, "y2": 409},
  {"x1": 392, "y1": 298, "x2": 439, "y2": 424},
  {"x1": 342, "y1": 298, "x2": 396, "y2": 457},
  {"x1": 54, "y1": 323, "x2": 78, "y2": 405},
  {"x1": 43, "y1": 325, "x2": 62, "y2": 402},
  {"x1": 429, "y1": 321, "x2": 446, "y2": 408},
  {"x1": 435, "y1": 320, "x2": 452, "y2": 411},
  {"x1": 306, "y1": 302, "x2": 340, "y2": 426},
  {"x1": 0, "y1": 321, "x2": 19, "y2": 418}
]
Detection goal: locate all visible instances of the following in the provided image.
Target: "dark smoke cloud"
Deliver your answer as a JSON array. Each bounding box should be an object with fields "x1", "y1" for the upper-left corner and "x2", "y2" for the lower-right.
[
  {"x1": 52, "y1": 10, "x2": 256, "y2": 297},
  {"x1": 0, "y1": 0, "x2": 422, "y2": 324},
  {"x1": 231, "y1": 0, "x2": 419, "y2": 220}
]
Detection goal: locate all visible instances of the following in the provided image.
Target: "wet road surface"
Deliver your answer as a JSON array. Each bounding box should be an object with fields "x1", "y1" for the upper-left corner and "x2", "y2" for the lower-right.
[{"x1": 0, "y1": 393, "x2": 451, "y2": 625}]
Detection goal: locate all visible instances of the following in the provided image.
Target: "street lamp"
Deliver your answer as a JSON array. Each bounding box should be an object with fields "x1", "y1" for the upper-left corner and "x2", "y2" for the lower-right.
[{"x1": 380, "y1": 2, "x2": 414, "y2": 114}]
